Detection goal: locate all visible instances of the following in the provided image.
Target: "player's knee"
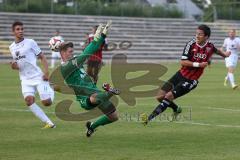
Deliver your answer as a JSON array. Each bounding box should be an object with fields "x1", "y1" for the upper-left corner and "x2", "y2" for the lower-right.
[
  {"x1": 90, "y1": 94, "x2": 98, "y2": 104},
  {"x1": 25, "y1": 96, "x2": 35, "y2": 106},
  {"x1": 156, "y1": 90, "x2": 166, "y2": 102},
  {"x1": 228, "y1": 69, "x2": 234, "y2": 73},
  {"x1": 156, "y1": 95, "x2": 164, "y2": 102},
  {"x1": 41, "y1": 99, "x2": 52, "y2": 107},
  {"x1": 108, "y1": 114, "x2": 118, "y2": 122},
  {"x1": 107, "y1": 111, "x2": 118, "y2": 122},
  {"x1": 164, "y1": 92, "x2": 174, "y2": 101},
  {"x1": 112, "y1": 116, "x2": 118, "y2": 122}
]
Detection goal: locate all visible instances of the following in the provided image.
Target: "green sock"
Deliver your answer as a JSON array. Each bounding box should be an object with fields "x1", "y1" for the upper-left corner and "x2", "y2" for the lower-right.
[{"x1": 91, "y1": 115, "x2": 113, "y2": 129}]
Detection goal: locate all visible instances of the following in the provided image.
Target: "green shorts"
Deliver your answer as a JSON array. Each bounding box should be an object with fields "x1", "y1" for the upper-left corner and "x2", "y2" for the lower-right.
[
  {"x1": 79, "y1": 96, "x2": 96, "y2": 110},
  {"x1": 78, "y1": 96, "x2": 116, "y2": 115}
]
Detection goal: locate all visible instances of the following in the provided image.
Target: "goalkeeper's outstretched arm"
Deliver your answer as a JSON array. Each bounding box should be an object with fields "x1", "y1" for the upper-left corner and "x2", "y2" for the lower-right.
[{"x1": 76, "y1": 35, "x2": 105, "y2": 65}]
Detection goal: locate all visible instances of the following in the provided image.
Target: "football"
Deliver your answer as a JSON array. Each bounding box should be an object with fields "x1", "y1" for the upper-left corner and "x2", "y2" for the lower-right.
[{"x1": 49, "y1": 37, "x2": 64, "y2": 51}]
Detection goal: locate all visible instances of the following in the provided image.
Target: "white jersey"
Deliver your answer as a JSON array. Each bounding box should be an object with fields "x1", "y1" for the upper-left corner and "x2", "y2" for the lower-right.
[
  {"x1": 9, "y1": 38, "x2": 43, "y2": 83},
  {"x1": 222, "y1": 37, "x2": 240, "y2": 55}
]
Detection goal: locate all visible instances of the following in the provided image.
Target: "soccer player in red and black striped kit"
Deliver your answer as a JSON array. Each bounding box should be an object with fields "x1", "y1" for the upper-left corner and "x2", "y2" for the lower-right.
[
  {"x1": 86, "y1": 25, "x2": 108, "y2": 84},
  {"x1": 141, "y1": 24, "x2": 231, "y2": 125}
]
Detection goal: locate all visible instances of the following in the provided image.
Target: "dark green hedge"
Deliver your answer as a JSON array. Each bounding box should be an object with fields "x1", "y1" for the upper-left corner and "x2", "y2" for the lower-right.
[
  {"x1": 0, "y1": 0, "x2": 183, "y2": 18},
  {"x1": 192, "y1": 0, "x2": 240, "y2": 21}
]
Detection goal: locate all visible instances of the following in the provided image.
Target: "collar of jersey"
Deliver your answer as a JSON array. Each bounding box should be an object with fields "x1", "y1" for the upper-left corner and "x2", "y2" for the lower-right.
[
  {"x1": 196, "y1": 40, "x2": 208, "y2": 48},
  {"x1": 15, "y1": 38, "x2": 24, "y2": 44}
]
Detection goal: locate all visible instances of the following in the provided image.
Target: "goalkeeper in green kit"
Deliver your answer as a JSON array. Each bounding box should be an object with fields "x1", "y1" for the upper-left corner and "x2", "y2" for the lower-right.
[{"x1": 54, "y1": 21, "x2": 120, "y2": 137}]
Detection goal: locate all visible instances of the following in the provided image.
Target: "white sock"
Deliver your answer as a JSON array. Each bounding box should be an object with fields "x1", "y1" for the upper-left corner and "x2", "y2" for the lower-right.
[
  {"x1": 228, "y1": 73, "x2": 236, "y2": 87},
  {"x1": 50, "y1": 89, "x2": 55, "y2": 102},
  {"x1": 225, "y1": 75, "x2": 228, "y2": 81},
  {"x1": 51, "y1": 58, "x2": 55, "y2": 68},
  {"x1": 29, "y1": 103, "x2": 54, "y2": 125}
]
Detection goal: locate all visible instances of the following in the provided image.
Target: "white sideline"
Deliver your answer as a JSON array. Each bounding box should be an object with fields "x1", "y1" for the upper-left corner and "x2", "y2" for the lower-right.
[
  {"x1": 1, "y1": 107, "x2": 240, "y2": 129},
  {"x1": 174, "y1": 121, "x2": 240, "y2": 128},
  {"x1": 206, "y1": 107, "x2": 240, "y2": 112},
  {"x1": 0, "y1": 107, "x2": 55, "y2": 114}
]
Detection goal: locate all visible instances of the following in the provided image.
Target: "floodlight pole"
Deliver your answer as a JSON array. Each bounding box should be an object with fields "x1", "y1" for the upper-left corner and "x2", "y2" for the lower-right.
[
  {"x1": 51, "y1": 0, "x2": 53, "y2": 14},
  {"x1": 213, "y1": 5, "x2": 217, "y2": 22}
]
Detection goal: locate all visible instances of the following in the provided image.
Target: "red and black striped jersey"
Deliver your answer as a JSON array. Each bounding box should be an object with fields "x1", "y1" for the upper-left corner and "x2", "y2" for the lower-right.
[
  {"x1": 87, "y1": 34, "x2": 104, "y2": 62},
  {"x1": 180, "y1": 38, "x2": 217, "y2": 80}
]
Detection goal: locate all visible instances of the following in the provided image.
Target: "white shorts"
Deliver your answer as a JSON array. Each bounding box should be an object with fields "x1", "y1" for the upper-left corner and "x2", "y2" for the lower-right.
[
  {"x1": 225, "y1": 54, "x2": 238, "y2": 68},
  {"x1": 21, "y1": 80, "x2": 54, "y2": 101},
  {"x1": 52, "y1": 51, "x2": 61, "y2": 58}
]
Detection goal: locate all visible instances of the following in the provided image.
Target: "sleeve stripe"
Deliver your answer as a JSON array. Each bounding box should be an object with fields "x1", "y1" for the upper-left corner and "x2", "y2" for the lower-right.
[
  {"x1": 181, "y1": 56, "x2": 188, "y2": 60},
  {"x1": 183, "y1": 39, "x2": 195, "y2": 56},
  {"x1": 35, "y1": 51, "x2": 41, "y2": 56}
]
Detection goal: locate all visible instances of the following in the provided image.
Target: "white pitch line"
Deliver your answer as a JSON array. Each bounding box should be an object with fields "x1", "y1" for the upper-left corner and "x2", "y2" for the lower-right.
[
  {"x1": 216, "y1": 124, "x2": 240, "y2": 128},
  {"x1": 0, "y1": 107, "x2": 56, "y2": 114},
  {"x1": 1, "y1": 107, "x2": 240, "y2": 129},
  {"x1": 206, "y1": 107, "x2": 240, "y2": 112},
  {"x1": 177, "y1": 121, "x2": 240, "y2": 128},
  {"x1": 118, "y1": 103, "x2": 240, "y2": 112},
  {"x1": 175, "y1": 121, "x2": 211, "y2": 126}
]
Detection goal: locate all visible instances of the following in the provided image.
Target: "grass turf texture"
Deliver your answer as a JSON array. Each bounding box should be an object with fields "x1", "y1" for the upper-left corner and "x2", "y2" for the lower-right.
[{"x1": 0, "y1": 61, "x2": 240, "y2": 160}]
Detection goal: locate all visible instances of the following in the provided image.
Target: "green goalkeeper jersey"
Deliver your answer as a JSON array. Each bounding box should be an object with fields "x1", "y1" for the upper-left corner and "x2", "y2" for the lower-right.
[{"x1": 60, "y1": 37, "x2": 104, "y2": 101}]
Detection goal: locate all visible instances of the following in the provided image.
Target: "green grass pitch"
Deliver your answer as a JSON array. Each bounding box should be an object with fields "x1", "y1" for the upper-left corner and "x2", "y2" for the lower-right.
[{"x1": 0, "y1": 61, "x2": 240, "y2": 160}]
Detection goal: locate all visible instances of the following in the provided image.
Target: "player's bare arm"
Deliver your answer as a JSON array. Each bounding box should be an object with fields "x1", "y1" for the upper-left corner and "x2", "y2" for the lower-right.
[
  {"x1": 237, "y1": 43, "x2": 240, "y2": 51},
  {"x1": 220, "y1": 46, "x2": 226, "y2": 53},
  {"x1": 10, "y1": 61, "x2": 19, "y2": 70},
  {"x1": 215, "y1": 48, "x2": 231, "y2": 58},
  {"x1": 180, "y1": 60, "x2": 208, "y2": 68},
  {"x1": 38, "y1": 52, "x2": 49, "y2": 81}
]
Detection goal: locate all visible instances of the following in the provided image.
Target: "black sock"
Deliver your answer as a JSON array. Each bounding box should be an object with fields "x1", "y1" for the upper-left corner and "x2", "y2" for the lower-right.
[
  {"x1": 148, "y1": 98, "x2": 171, "y2": 121},
  {"x1": 168, "y1": 102, "x2": 178, "y2": 112}
]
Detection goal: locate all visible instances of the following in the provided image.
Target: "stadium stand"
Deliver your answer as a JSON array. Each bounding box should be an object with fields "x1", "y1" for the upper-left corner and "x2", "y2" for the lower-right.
[{"x1": 0, "y1": 12, "x2": 238, "y2": 62}]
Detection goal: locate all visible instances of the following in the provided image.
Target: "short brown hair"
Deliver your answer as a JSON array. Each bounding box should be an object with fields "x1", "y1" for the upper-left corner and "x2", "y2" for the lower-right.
[
  {"x1": 12, "y1": 21, "x2": 23, "y2": 31},
  {"x1": 198, "y1": 24, "x2": 211, "y2": 37},
  {"x1": 59, "y1": 42, "x2": 74, "y2": 52}
]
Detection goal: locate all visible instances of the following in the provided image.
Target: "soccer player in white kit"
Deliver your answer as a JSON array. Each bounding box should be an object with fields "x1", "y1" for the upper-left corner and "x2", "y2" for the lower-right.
[
  {"x1": 9, "y1": 21, "x2": 55, "y2": 128},
  {"x1": 221, "y1": 29, "x2": 240, "y2": 89},
  {"x1": 50, "y1": 30, "x2": 64, "y2": 68}
]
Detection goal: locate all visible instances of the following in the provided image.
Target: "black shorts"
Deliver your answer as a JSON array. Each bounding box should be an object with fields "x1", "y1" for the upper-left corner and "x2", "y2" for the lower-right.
[{"x1": 161, "y1": 71, "x2": 198, "y2": 99}]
